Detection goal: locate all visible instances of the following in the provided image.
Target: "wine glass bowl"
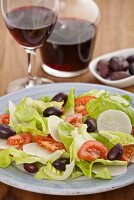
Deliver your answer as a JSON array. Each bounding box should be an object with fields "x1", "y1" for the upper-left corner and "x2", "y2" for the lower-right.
[{"x1": 1, "y1": 0, "x2": 59, "y2": 93}]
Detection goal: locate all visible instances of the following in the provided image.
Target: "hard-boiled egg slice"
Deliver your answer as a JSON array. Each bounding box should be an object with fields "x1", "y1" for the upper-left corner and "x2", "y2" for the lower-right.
[{"x1": 48, "y1": 115, "x2": 63, "y2": 142}]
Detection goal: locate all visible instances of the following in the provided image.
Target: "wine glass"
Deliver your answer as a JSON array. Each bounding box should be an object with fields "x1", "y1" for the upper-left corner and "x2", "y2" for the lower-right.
[{"x1": 1, "y1": 0, "x2": 59, "y2": 93}]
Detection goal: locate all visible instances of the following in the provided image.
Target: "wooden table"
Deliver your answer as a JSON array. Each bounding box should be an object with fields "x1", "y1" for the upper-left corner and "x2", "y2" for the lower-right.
[{"x1": 0, "y1": 0, "x2": 134, "y2": 199}]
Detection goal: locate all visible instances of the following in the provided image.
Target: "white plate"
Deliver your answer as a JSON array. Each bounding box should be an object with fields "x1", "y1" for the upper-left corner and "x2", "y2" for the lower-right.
[
  {"x1": 89, "y1": 48, "x2": 134, "y2": 88},
  {"x1": 0, "y1": 83, "x2": 133, "y2": 195}
]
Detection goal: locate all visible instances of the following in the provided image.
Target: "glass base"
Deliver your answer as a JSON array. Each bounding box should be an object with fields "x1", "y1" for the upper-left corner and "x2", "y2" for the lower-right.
[
  {"x1": 42, "y1": 64, "x2": 89, "y2": 78},
  {"x1": 7, "y1": 77, "x2": 54, "y2": 93}
]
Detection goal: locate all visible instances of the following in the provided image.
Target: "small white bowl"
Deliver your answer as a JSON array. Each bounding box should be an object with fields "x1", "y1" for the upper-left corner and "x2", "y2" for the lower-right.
[{"x1": 89, "y1": 48, "x2": 134, "y2": 88}]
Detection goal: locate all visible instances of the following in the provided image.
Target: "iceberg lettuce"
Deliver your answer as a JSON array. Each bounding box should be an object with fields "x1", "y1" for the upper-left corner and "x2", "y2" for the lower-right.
[
  {"x1": 58, "y1": 121, "x2": 74, "y2": 152},
  {"x1": 86, "y1": 93, "x2": 134, "y2": 124},
  {"x1": 9, "y1": 99, "x2": 48, "y2": 135},
  {"x1": 64, "y1": 88, "x2": 75, "y2": 116},
  {"x1": 94, "y1": 167, "x2": 112, "y2": 179},
  {"x1": 35, "y1": 160, "x2": 75, "y2": 180},
  {"x1": 76, "y1": 159, "x2": 127, "y2": 179},
  {"x1": 99, "y1": 131, "x2": 134, "y2": 145},
  {"x1": 0, "y1": 149, "x2": 12, "y2": 168}
]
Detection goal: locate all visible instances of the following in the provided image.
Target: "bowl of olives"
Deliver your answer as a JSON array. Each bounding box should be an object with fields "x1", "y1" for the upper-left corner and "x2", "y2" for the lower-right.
[{"x1": 89, "y1": 48, "x2": 134, "y2": 88}]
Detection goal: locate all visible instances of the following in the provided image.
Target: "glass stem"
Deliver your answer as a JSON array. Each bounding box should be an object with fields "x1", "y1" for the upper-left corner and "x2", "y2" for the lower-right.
[{"x1": 25, "y1": 49, "x2": 36, "y2": 88}]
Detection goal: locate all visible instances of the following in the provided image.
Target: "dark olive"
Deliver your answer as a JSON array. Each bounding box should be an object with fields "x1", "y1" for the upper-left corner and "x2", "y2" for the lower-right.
[
  {"x1": 129, "y1": 63, "x2": 134, "y2": 75},
  {"x1": 52, "y1": 158, "x2": 70, "y2": 171},
  {"x1": 127, "y1": 55, "x2": 134, "y2": 64},
  {"x1": 43, "y1": 107, "x2": 63, "y2": 117},
  {"x1": 51, "y1": 93, "x2": 68, "y2": 105},
  {"x1": 107, "y1": 143, "x2": 123, "y2": 161},
  {"x1": 0, "y1": 124, "x2": 16, "y2": 139},
  {"x1": 23, "y1": 163, "x2": 38, "y2": 173},
  {"x1": 110, "y1": 71, "x2": 130, "y2": 80},
  {"x1": 109, "y1": 57, "x2": 125, "y2": 71},
  {"x1": 84, "y1": 118, "x2": 97, "y2": 132},
  {"x1": 96, "y1": 60, "x2": 110, "y2": 78}
]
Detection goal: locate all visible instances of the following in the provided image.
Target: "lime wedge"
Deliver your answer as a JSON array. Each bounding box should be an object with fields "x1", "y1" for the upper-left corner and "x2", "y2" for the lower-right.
[{"x1": 97, "y1": 110, "x2": 132, "y2": 134}]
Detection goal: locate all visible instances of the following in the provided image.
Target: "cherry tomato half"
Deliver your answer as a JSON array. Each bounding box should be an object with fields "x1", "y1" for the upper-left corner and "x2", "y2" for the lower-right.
[
  {"x1": 7, "y1": 132, "x2": 32, "y2": 149},
  {"x1": 7, "y1": 135, "x2": 24, "y2": 147},
  {"x1": 34, "y1": 134, "x2": 65, "y2": 152},
  {"x1": 21, "y1": 132, "x2": 32, "y2": 144},
  {"x1": 122, "y1": 144, "x2": 134, "y2": 163},
  {"x1": 78, "y1": 140, "x2": 108, "y2": 161},
  {"x1": 0, "y1": 114, "x2": 10, "y2": 125},
  {"x1": 65, "y1": 113, "x2": 83, "y2": 128},
  {"x1": 75, "y1": 96, "x2": 96, "y2": 115}
]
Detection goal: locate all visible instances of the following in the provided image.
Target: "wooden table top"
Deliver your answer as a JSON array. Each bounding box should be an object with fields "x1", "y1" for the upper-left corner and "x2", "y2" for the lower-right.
[{"x1": 0, "y1": 0, "x2": 134, "y2": 199}]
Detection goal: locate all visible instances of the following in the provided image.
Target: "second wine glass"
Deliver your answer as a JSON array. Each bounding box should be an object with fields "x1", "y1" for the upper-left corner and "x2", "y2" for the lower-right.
[{"x1": 1, "y1": 0, "x2": 59, "y2": 93}]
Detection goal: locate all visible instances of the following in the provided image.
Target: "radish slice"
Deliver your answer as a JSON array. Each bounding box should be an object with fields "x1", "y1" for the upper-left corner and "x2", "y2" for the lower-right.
[
  {"x1": 92, "y1": 163, "x2": 127, "y2": 176},
  {"x1": 23, "y1": 143, "x2": 64, "y2": 162},
  {"x1": 48, "y1": 115, "x2": 63, "y2": 142},
  {"x1": 12, "y1": 163, "x2": 26, "y2": 173},
  {"x1": 97, "y1": 110, "x2": 132, "y2": 134},
  {"x1": 0, "y1": 139, "x2": 13, "y2": 150}
]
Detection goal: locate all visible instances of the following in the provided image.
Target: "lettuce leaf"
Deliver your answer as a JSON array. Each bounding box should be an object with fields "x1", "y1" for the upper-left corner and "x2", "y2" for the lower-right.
[
  {"x1": 9, "y1": 99, "x2": 48, "y2": 135},
  {"x1": 39, "y1": 96, "x2": 51, "y2": 103},
  {"x1": 58, "y1": 121, "x2": 74, "y2": 152},
  {"x1": 0, "y1": 149, "x2": 12, "y2": 168},
  {"x1": 32, "y1": 99, "x2": 64, "y2": 115},
  {"x1": 99, "y1": 131, "x2": 134, "y2": 145},
  {"x1": 91, "y1": 133, "x2": 114, "y2": 149},
  {"x1": 76, "y1": 89, "x2": 107, "y2": 98},
  {"x1": 93, "y1": 163, "x2": 127, "y2": 178},
  {"x1": 64, "y1": 88, "x2": 75, "y2": 116},
  {"x1": 86, "y1": 93, "x2": 134, "y2": 124},
  {"x1": 35, "y1": 160, "x2": 75, "y2": 180},
  {"x1": 76, "y1": 159, "x2": 127, "y2": 179},
  {"x1": 94, "y1": 167, "x2": 112, "y2": 179}
]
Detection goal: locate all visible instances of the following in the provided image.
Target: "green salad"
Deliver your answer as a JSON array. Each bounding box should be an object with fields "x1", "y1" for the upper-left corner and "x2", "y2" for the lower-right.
[{"x1": 0, "y1": 88, "x2": 134, "y2": 181}]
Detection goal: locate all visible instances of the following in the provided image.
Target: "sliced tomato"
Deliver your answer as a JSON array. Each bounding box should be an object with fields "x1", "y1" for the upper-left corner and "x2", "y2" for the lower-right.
[
  {"x1": 35, "y1": 134, "x2": 65, "y2": 152},
  {"x1": 122, "y1": 144, "x2": 134, "y2": 163},
  {"x1": 0, "y1": 114, "x2": 10, "y2": 125},
  {"x1": 34, "y1": 134, "x2": 52, "y2": 143},
  {"x1": 75, "y1": 96, "x2": 96, "y2": 116},
  {"x1": 7, "y1": 135, "x2": 24, "y2": 147},
  {"x1": 34, "y1": 136, "x2": 47, "y2": 143},
  {"x1": 21, "y1": 132, "x2": 32, "y2": 144},
  {"x1": 65, "y1": 113, "x2": 83, "y2": 128},
  {"x1": 7, "y1": 132, "x2": 32, "y2": 149},
  {"x1": 78, "y1": 140, "x2": 108, "y2": 161}
]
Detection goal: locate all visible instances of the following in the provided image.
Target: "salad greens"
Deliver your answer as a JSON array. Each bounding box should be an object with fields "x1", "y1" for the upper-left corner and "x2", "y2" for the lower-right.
[
  {"x1": 0, "y1": 88, "x2": 134, "y2": 181},
  {"x1": 86, "y1": 92, "x2": 134, "y2": 124}
]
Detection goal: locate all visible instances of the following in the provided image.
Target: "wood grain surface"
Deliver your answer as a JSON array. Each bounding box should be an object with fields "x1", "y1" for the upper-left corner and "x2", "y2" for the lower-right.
[{"x1": 0, "y1": 0, "x2": 134, "y2": 199}]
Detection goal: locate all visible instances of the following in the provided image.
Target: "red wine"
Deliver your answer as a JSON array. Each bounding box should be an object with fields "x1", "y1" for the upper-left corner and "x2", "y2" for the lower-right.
[
  {"x1": 40, "y1": 18, "x2": 97, "y2": 72},
  {"x1": 5, "y1": 6, "x2": 57, "y2": 48}
]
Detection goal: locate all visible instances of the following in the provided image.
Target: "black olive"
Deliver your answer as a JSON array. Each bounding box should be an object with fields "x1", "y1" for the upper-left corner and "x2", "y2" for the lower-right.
[
  {"x1": 23, "y1": 163, "x2": 38, "y2": 173},
  {"x1": 107, "y1": 143, "x2": 123, "y2": 161},
  {"x1": 127, "y1": 55, "x2": 134, "y2": 64},
  {"x1": 43, "y1": 107, "x2": 63, "y2": 117},
  {"x1": 129, "y1": 63, "x2": 134, "y2": 75},
  {"x1": 52, "y1": 158, "x2": 70, "y2": 171},
  {"x1": 52, "y1": 93, "x2": 68, "y2": 105},
  {"x1": 0, "y1": 124, "x2": 16, "y2": 139},
  {"x1": 84, "y1": 118, "x2": 97, "y2": 132}
]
